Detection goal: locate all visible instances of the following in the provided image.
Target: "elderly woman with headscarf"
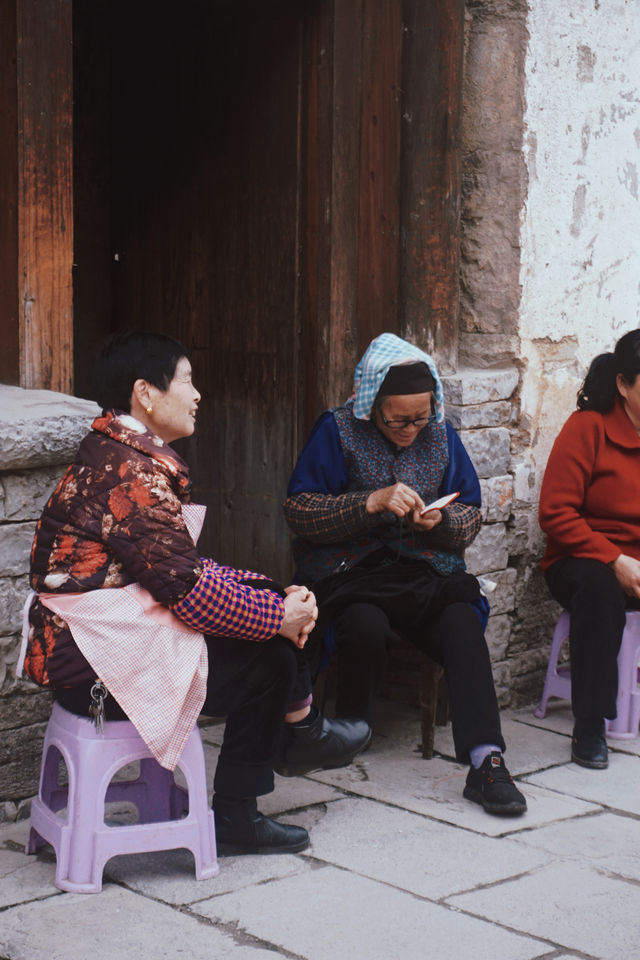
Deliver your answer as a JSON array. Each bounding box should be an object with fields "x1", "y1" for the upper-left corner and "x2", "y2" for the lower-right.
[{"x1": 283, "y1": 333, "x2": 526, "y2": 816}]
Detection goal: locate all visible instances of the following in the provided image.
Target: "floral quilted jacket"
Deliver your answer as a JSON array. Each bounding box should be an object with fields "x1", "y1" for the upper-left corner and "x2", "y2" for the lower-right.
[{"x1": 26, "y1": 411, "x2": 285, "y2": 688}]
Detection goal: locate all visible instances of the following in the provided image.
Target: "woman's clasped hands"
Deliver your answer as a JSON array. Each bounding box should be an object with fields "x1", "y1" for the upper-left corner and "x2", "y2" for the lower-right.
[{"x1": 280, "y1": 585, "x2": 319, "y2": 648}]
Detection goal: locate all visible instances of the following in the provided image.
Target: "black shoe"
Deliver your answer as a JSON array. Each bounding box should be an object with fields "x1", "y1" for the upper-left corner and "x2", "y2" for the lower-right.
[
  {"x1": 213, "y1": 796, "x2": 310, "y2": 856},
  {"x1": 463, "y1": 752, "x2": 527, "y2": 816},
  {"x1": 572, "y1": 718, "x2": 608, "y2": 769},
  {"x1": 274, "y1": 712, "x2": 372, "y2": 777}
]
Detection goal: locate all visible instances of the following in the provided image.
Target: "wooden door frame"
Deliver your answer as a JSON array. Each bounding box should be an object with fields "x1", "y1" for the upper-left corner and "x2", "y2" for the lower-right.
[{"x1": 0, "y1": 0, "x2": 74, "y2": 392}]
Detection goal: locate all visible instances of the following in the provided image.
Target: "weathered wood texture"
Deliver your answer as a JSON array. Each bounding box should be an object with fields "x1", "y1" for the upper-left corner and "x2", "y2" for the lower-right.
[
  {"x1": 300, "y1": 0, "x2": 463, "y2": 430},
  {"x1": 300, "y1": 0, "x2": 406, "y2": 435},
  {"x1": 0, "y1": 0, "x2": 19, "y2": 385},
  {"x1": 356, "y1": 0, "x2": 403, "y2": 354},
  {"x1": 72, "y1": 0, "x2": 111, "y2": 399},
  {"x1": 400, "y1": 0, "x2": 464, "y2": 374},
  {"x1": 18, "y1": 0, "x2": 74, "y2": 392},
  {"x1": 299, "y1": 0, "x2": 336, "y2": 438},
  {"x1": 327, "y1": 0, "x2": 364, "y2": 407}
]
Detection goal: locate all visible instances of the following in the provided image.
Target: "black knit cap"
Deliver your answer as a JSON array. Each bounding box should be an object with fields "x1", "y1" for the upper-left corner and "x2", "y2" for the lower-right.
[{"x1": 377, "y1": 361, "x2": 436, "y2": 398}]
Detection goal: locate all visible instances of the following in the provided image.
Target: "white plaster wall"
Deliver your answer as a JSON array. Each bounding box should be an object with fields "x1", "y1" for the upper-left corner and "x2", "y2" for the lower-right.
[{"x1": 517, "y1": 0, "x2": 640, "y2": 551}]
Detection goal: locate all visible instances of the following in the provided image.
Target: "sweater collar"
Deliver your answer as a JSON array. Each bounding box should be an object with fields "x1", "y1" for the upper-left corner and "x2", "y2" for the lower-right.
[
  {"x1": 91, "y1": 410, "x2": 192, "y2": 491},
  {"x1": 603, "y1": 398, "x2": 640, "y2": 449}
]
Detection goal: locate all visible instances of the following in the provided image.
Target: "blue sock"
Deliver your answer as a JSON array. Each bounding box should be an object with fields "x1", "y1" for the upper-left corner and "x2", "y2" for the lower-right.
[{"x1": 470, "y1": 744, "x2": 502, "y2": 769}]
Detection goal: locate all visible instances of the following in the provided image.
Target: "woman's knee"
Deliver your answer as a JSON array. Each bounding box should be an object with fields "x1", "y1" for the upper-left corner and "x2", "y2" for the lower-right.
[
  {"x1": 425, "y1": 603, "x2": 487, "y2": 660},
  {"x1": 253, "y1": 636, "x2": 298, "y2": 690},
  {"x1": 547, "y1": 557, "x2": 625, "y2": 612},
  {"x1": 334, "y1": 603, "x2": 390, "y2": 659}
]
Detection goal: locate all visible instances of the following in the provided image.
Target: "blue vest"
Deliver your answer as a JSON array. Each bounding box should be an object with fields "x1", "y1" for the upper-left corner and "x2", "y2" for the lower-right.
[{"x1": 293, "y1": 400, "x2": 467, "y2": 581}]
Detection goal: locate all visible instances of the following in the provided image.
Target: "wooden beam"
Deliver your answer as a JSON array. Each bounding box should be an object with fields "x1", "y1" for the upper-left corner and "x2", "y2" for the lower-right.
[
  {"x1": 400, "y1": 0, "x2": 464, "y2": 373},
  {"x1": 17, "y1": 0, "x2": 74, "y2": 392},
  {"x1": 0, "y1": 0, "x2": 19, "y2": 384},
  {"x1": 327, "y1": 0, "x2": 364, "y2": 407},
  {"x1": 300, "y1": 0, "x2": 335, "y2": 434},
  {"x1": 357, "y1": 0, "x2": 403, "y2": 355}
]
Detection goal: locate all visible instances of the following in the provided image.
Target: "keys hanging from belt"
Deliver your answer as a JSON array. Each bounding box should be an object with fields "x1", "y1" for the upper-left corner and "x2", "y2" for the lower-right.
[{"x1": 89, "y1": 680, "x2": 109, "y2": 734}]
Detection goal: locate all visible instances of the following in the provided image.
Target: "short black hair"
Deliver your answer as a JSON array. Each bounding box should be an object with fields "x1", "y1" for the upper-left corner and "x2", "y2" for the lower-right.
[{"x1": 95, "y1": 331, "x2": 190, "y2": 412}]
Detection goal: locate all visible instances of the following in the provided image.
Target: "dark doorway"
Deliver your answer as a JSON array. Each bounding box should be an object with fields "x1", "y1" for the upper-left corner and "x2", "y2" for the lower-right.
[{"x1": 73, "y1": 0, "x2": 309, "y2": 580}]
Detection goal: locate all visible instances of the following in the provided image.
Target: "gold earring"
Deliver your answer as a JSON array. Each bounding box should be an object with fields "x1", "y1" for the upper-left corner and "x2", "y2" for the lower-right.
[{"x1": 146, "y1": 405, "x2": 153, "y2": 415}]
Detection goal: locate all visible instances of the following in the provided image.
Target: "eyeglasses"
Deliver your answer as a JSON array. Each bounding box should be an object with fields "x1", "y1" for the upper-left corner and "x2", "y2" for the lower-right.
[{"x1": 380, "y1": 413, "x2": 433, "y2": 430}]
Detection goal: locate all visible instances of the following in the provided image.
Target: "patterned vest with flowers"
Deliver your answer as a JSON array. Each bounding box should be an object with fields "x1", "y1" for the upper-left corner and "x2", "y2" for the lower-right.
[{"x1": 295, "y1": 399, "x2": 466, "y2": 581}]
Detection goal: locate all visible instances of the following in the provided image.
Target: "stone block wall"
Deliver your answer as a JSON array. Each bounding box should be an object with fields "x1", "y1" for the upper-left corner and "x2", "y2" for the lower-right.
[
  {"x1": 442, "y1": 367, "x2": 525, "y2": 706},
  {"x1": 458, "y1": 0, "x2": 564, "y2": 709},
  {"x1": 0, "y1": 386, "x2": 100, "y2": 819}
]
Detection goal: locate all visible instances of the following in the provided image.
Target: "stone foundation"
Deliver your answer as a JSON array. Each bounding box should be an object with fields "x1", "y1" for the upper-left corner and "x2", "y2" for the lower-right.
[
  {"x1": 441, "y1": 366, "x2": 545, "y2": 706},
  {"x1": 0, "y1": 385, "x2": 99, "y2": 818}
]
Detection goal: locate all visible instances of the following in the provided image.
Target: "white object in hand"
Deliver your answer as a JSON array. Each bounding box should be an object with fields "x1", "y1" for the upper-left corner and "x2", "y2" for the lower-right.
[{"x1": 419, "y1": 491, "x2": 460, "y2": 516}]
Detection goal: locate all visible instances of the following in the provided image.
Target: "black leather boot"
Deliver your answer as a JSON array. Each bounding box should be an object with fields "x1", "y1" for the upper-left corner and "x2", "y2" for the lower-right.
[
  {"x1": 274, "y1": 711, "x2": 372, "y2": 777},
  {"x1": 212, "y1": 796, "x2": 309, "y2": 856},
  {"x1": 571, "y1": 717, "x2": 608, "y2": 769}
]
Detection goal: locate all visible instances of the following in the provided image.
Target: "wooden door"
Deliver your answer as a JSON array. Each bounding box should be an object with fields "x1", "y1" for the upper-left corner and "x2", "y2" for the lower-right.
[
  {"x1": 71, "y1": 0, "x2": 463, "y2": 578},
  {"x1": 73, "y1": 0, "x2": 307, "y2": 581}
]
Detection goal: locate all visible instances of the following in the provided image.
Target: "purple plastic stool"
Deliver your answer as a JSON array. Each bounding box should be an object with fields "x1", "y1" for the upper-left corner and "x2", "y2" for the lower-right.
[
  {"x1": 534, "y1": 609, "x2": 640, "y2": 740},
  {"x1": 27, "y1": 702, "x2": 219, "y2": 892}
]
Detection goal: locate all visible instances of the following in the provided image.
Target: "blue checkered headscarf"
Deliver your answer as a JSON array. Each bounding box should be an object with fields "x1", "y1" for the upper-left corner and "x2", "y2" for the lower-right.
[{"x1": 352, "y1": 333, "x2": 445, "y2": 422}]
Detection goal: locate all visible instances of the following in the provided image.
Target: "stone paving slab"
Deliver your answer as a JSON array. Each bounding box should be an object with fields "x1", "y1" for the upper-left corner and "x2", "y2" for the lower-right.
[
  {"x1": 523, "y1": 750, "x2": 640, "y2": 815},
  {"x1": 447, "y1": 860, "x2": 640, "y2": 960},
  {"x1": 301, "y1": 796, "x2": 549, "y2": 900},
  {"x1": 609, "y1": 736, "x2": 640, "y2": 757},
  {"x1": 512, "y1": 704, "x2": 640, "y2": 757},
  {"x1": 200, "y1": 738, "x2": 347, "y2": 815},
  {"x1": 11, "y1": 803, "x2": 332, "y2": 907},
  {"x1": 264, "y1": 776, "x2": 346, "y2": 816},
  {"x1": 512, "y1": 702, "x2": 574, "y2": 737},
  {"x1": 191, "y1": 863, "x2": 546, "y2": 960},
  {"x1": 434, "y1": 713, "x2": 574, "y2": 773},
  {"x1": 0, "y1": 885, "x2": 283, "y2": 960},
  {"x1": 0, "y1": 844, "x2": 60, "y2": 909},
  {"x1": 199, "y1": 717, "x2": 225, "y2": 746},
  {"x1": 307, "y1": 753, "x2": 600, "y2": 836},
  {"x1": 104, "y1": 847, "x2": 309, "y2": 904},
  {"x1": 103, "y1": 801, "x2": 333, "y2": 905},
  {"x1": 510, "y1": 810, "x2": 640, "y2": 883}
]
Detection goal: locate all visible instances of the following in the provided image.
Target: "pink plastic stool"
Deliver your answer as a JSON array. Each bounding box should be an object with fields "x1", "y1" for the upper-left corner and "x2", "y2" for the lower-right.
[
  {"x1": 534, "y1": 609, "x2": 640, "y2": 740},
  {"x1": 27, "y1": 702, "x2": 219, "y2": 892}
]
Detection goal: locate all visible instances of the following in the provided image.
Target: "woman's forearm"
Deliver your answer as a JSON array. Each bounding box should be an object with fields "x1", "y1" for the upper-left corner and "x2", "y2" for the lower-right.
[
  {"x1": 283, "y1": 491, "x2": 375, "y2": 543},
  {"x1": 420, "y1": 502, "x2": 482, "y2": 551},
  {"x1": 170, "y1": 563, "x2": 285, "y2": 640}
]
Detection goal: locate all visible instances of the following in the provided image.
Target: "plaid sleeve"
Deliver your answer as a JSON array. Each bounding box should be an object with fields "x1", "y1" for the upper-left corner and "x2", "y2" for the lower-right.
[
  {"x1": 423, "y1": 502, "x2": 482, "y2": 551},
  {"x1": 199, "y1": 557, "x2": 273, "y2": 583},
  {"x1": 283, "y1": 491, "x2": 375, "y2": 543},
  {"x1": 170, "y1": 562, "x2": 285, "y2": 641}
]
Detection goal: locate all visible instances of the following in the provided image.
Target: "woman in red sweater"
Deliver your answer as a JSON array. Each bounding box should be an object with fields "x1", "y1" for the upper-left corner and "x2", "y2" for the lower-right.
[{"x1": 539, "y1": 329, "x2": 640, "y2": 769}]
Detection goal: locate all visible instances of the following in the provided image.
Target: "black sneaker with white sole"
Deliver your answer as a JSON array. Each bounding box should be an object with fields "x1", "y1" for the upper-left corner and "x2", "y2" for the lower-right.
[{"x1": 463, "y1": 751, "x2": 527, "y2": 816}]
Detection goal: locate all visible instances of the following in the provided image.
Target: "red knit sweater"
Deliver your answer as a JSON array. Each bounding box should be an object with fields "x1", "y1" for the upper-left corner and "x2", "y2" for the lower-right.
[{"x1": 539, "y1": 399, "x2": 640, "y2": 571}]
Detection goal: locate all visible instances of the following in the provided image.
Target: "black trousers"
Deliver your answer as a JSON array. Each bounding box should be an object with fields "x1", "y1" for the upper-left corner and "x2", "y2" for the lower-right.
[
  {"x1": 544, "y1": 556, "x2": 639, "y2": 721},
  {"x1": 56, "y1": 634, "x2": 309, "y2": 800},
  {"x1": 312, "y1": 598, "x2": 504, "y2": 764}
]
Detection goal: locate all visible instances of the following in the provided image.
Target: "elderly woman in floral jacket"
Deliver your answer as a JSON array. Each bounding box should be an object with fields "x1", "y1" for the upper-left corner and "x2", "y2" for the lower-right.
[
  {"x1": 24, "y1": 331, "x2": 370, "y2": 857},
  {"x1": 284, "y1": 333, "x2": 526, "y2": 817}
]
